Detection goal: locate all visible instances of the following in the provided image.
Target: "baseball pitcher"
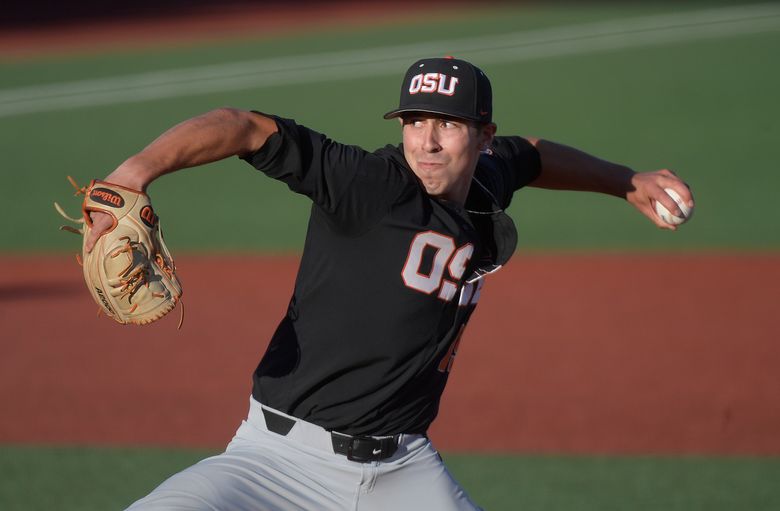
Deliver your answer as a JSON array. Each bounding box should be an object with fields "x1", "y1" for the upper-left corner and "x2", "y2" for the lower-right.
[{"x1": 76, "y1": 57, "x2": 693, "y2": 510}]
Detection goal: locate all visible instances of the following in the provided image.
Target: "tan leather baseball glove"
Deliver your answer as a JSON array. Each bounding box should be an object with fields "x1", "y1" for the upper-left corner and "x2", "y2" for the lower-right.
[{"x1": 55, "y1": 177, "x2": 183, "y2": 326}]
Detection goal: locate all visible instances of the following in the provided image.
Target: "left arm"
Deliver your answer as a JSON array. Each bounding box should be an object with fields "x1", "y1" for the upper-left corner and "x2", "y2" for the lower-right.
[{"x1": 526, "y1": 138, "x2": 694, "y2": 230}]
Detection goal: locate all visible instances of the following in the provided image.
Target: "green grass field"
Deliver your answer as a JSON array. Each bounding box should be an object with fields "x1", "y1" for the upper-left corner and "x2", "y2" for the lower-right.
[
  {"x1": 2, "y1": 1, "x2": 779, "y2": 509},
  {"x1": 1, "y1": 446, "x2": 779, "y2": 511}
]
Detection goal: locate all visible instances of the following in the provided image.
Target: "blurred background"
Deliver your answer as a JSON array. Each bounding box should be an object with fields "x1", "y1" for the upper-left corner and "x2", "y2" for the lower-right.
[{"x1": 1, "y1": 1, "x2": 779, "y2": 510}]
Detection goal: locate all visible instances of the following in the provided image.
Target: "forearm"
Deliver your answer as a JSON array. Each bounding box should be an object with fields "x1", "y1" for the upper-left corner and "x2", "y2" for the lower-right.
[
  {"x1": 527, "y1": 138, "x2": 636, "y2": 199},
  {"x1": 105, "y1": 108, "x2": 276, "y2": 191}
]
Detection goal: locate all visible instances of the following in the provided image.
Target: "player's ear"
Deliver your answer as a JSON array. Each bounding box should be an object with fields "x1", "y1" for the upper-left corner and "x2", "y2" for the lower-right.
[{"x1": 479, "y1": 123, "x2": 497, "y2": 150}]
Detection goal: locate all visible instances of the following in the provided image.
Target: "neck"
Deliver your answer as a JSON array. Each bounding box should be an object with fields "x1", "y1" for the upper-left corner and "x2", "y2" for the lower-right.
[{"x1": 434, "y1": 180, "x2": 472, "y2": 206}]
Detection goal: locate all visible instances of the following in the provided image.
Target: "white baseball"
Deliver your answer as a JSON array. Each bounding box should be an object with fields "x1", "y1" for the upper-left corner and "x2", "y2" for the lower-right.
[{"x1": 654, "y1": 187, "x2": 693, "y2": 226}]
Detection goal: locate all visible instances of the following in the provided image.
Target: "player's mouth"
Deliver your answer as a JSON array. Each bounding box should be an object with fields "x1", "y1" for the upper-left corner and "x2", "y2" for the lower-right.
[{"x1": 417, "y1": 161, "x2": 446, "y2": 171}]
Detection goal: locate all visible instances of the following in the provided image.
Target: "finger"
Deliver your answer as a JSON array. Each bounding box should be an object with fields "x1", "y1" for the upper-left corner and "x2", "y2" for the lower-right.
[
  {"x1": 654, "y1": 173, "x2": 694, "y2": 209},
  {"x1": 654, "y1": 193, "x2": 683, "y2": 218},
  {"x1": 675, "y1": 183, "x2": 694, "y2": 208},
  {"x1": 85, "y1": 228, "x2": 99, "y2": 253},
  {"x1": 653, "y1": 212, "x2": 678, "y2": 230},
  {"x1": 660, "y1": 182, "x2": 694, "y2": 209},
  {"x1": 85, "y1": 235, "x2": 97, "y2": 253},
  {"x1": 85, "y1": 212, "x2": 113, "y2": 253},
  {"x1": 645, "y1": 204, "x2": 677, "y2": 231}
]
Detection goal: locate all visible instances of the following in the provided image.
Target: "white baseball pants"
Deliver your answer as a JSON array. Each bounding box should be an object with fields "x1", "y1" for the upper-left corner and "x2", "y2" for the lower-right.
[{"x1": 125, "y1": 397, "x2": 481, "y2": 510}]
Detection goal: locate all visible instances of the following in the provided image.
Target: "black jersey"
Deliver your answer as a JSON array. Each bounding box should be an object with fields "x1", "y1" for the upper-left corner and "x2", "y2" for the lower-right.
[{"x1": 242, "y1": 115, "x2": 540, "y2": 436}]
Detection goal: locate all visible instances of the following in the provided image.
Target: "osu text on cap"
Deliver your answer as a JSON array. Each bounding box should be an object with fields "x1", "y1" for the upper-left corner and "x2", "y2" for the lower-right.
[{"x1": 408, "y1": 73, "x2": 459, "y2": 96}]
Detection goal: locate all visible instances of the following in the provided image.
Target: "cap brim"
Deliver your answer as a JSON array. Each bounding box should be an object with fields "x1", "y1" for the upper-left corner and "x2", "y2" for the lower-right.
[{"x1": 383, "y1": 107, "x2": 483, "y2": 122}]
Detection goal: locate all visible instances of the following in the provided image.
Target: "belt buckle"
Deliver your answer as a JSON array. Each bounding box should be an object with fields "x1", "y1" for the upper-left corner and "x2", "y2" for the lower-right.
[
  {"x1": 346, "y1": 436, "x2": 376, "y2": 463},
  {"x1": 345, "y1": 435, "x2": 398, "y2": 462}
]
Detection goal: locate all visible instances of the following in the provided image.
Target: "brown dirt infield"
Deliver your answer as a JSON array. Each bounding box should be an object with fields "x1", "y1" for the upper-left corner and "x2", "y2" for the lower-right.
[{"x1": 1, "y1": 253, "x2": 778, "y2": 455}]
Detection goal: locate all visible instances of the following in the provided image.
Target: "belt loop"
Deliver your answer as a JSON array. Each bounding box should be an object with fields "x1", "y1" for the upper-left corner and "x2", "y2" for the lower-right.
[{"x1": 262, "y1": 407, "x2": 295, "y2": 436}]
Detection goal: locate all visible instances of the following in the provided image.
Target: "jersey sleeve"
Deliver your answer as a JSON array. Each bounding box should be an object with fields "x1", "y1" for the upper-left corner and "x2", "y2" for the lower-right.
[
  {"x1": 474, "y1": 136, "x2": 541, "y2": 209},
  {"x1": 241, "y1": 114, "x2": 410, "y2": 230}
]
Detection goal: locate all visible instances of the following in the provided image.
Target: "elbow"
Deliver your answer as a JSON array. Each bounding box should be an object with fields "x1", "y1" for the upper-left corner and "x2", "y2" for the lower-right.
[
  {"x1": 209, "y1": 107, "x2": 254, "y2": 127},
  {"x1": 210, "y1": 107, "x2": 277, "y2": 156},
  {"x1": 525, "y1": 136, "x2": 542, "y2": 148}
]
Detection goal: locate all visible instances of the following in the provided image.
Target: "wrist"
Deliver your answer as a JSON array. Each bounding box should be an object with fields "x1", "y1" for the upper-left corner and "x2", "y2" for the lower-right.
[
  {"x1": 104, "y1": 156, "x2": 156, "y2": 192},
  {"x1": 607, "y1": 165, "x2": 636, "y2": 199}
]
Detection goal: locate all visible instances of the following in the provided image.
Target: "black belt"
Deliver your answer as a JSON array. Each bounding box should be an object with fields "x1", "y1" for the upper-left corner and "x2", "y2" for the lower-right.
[{"x1": 262, "y1": 408, "x2": 400, "y2": 463}]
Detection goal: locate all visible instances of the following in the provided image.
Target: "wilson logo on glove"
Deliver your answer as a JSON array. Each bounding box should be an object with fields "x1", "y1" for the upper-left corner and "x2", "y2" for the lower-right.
[
  {"x1": 90, "y1": 188, "x2": 125, "y2": 208},
  {"x1": 140, "y1": 205, "x2": 157, "y2": 228},
  {"x1": 55, "y1": 176, "x2": 183, "y2": 328}
]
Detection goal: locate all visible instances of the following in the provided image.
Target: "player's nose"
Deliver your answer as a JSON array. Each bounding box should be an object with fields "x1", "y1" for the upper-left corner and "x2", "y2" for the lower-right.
[{"x1": 421, "y1": 123, "x2": 442, "y2": 153}]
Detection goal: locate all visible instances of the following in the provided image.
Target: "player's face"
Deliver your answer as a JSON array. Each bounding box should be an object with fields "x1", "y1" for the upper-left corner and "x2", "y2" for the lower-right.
[{"x1": 401, "y1": 114, "x2": 496, "y2": 205}]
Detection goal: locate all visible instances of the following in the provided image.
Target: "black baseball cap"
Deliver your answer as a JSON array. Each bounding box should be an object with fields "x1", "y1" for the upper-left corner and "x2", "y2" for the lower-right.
[{"x1": 383, "y1": 57, "x2": 492, "y2": 124}]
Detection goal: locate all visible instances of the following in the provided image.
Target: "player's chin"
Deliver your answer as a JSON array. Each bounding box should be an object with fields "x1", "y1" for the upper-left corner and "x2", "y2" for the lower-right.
[{"x1": 422, "y1": 180, "x2": 446, "y2": 197}]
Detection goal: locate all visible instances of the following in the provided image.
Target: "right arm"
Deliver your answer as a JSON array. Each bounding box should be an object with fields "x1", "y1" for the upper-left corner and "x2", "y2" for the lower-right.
[
  {"x1": 525, "y1": 137, "x2": 694, "y2": 230},
  {"x1": 86, "y1": 108, "x2": 277, "y2": 251}
]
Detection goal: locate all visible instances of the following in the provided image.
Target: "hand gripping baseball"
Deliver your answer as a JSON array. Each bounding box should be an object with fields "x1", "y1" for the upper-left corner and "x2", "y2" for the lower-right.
[
  {"x1": 55, "y1": 177, "x2": 183, "y2": 327},
  {"x1": 626, "y1": 169, "x2": 694, "y2": 230}
]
